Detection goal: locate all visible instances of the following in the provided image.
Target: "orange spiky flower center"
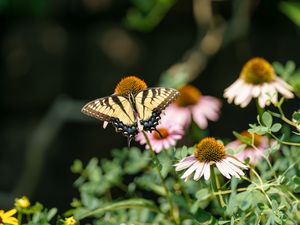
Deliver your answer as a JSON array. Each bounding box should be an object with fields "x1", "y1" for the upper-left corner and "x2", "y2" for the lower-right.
[
  {"x1": 240, "y1": 57, "x2": 275, "y2": 85},
  {"x1": 153, "y1": 128, "x2": 169, "y2": 140},
  {"x1": 114, "y1": 76, "x2": 148, "y2": 96},
  {"x1": 240, "y1": 131, "x2": 262, "y2": 147},
  {"x1": 175, "y1": 84, "x2": 201, "y2": 107},
  {"x1": 194, "y1": 137, "x2": 225, "y2": 162}
]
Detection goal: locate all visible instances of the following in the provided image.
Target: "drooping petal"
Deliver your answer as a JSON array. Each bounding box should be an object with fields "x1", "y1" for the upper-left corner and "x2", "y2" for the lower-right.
[
  {"x1": 203, "y1": 163, "x2": 211, "y2": 180},
  {"x1": 273, "y1": 79, "x2": 294, "y2": 99},
  {"x1": 226, "y1": 156, "x2": 248, "y2": 169},
  {"x1": 216, "y1": 161, "x2": 231, "y2": 179},
  {"x1": 181, "y1": 161, "x2": 199, "y2": 180},
  {"x1": 174, "y1": 156, "x2": 197, "y2": 171},
  {"x1": 193, "y1": 161, "x2": 206, "y2": 180}
]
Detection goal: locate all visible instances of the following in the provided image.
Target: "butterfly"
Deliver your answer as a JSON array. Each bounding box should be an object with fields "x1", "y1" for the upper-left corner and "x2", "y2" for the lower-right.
[{"x1": 81, "y1": 87, "x2": 179, "y2": 144}]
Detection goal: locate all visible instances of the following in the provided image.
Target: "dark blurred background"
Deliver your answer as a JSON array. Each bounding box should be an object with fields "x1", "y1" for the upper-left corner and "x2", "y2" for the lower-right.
[{"x1": 1, "y1": 0, "x2": 300, "y2": 212}]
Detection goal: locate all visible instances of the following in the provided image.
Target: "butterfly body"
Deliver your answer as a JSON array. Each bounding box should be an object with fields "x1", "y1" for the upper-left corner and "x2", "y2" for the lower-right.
[{"x1": 81, "y1": 87, "x2": 179, "y2": 139}]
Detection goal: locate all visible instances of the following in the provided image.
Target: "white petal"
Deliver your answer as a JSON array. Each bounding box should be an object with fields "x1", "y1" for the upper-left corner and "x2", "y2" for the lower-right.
[
  {"x1": 226, "y1": 156, "x2": 248, "y2": 169},
  {"x1": 252, "y1": 85, "x2": 261, "y2": 97},
  {"x1": 203, "y1": 163, "x2": 211, "y2": 180},
  {"x1": 221, "y1": 159, "x2": 241, "y2": 178},
  {"x1": 193, "y1": 162, "x2": 205, "y2": 180},
  {"x1": 273, "y1": 80, "x2": 294, "y2": 99},
  {"x1": 275, "y1": 77, "x2": 293, "y2": 90},
  {"x1": 234, "y1": 84, "x2": 253, "y2": 106},
  {"x1": 174, "y1": 156, "x2": 197, "y2": 171},
  {"x1": 224, "y1": 79, "x2": 244, "y2": 103},
  {"x1": 216, "y1": 161, "x2": 231, "y2": 179},
  {"x1": 181, "y1": 161, "x2": 199, "y2": 179},
  {"x1": 240, "y1": 93, "x2": 253, "y2": 108}
]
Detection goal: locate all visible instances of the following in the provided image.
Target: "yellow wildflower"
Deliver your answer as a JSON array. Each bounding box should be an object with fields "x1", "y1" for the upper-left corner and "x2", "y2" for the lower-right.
[
  {"x1": 64, "y1": 216, "x2": 76, "y2": 225},
  {"x1": 0, "y1": 209, "x2": 18, "y2": 225},
  {"x1": 15, "y1": 196, "x2": 30, "y2": 209}
]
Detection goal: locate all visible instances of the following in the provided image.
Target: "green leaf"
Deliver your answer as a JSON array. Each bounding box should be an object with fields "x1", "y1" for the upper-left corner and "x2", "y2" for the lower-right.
[
  {"x1": 292, "y1": 112, "x2": 300, "y2": 122},
  {"x1": 279, "y1": 2, "x2": 300, "y2": 27},
  {"x1": 195, "y1": 188, "x2": 209, "y2": 201},
  {"x1": 271, "y1": 123, "x2": 282, "y2": 132},
  {"x1": 262, "y1": 112, "x2": 273, "y2": 128},
  {"x1": 286, "y1": 60, "x2": 296, "y2": 75},
  {"x1": 77, "y1": 198, "x2": 159, "y2": 220},
  {"x1": 71, "y1": 159, "x2": 83, "y2": 173},
  {"x1": 233, "y1": 131, "x2": 252, "y2": 145},
  {"x1": 47, "y1": 208, "x2": 57, "y2": 221},
  {"x1": 272, "y1": 62, "x2": 285, "y2": 75}
]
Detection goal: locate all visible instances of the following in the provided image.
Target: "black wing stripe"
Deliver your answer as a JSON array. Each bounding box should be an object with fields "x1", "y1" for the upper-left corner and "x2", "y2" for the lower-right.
[
  {"x1": 111, "y1": 96, "x2": 133, "y2": 122},
  {"x1": 141, "y1": 89, "x2": 148, "y2": 105},
  {"x1": 150, "y1": 88, "x2": 157, "y2": 104}
]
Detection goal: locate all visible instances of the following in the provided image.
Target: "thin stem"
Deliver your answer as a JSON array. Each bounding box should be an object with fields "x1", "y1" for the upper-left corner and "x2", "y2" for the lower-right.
[
  {"x1": 142, "y1": 131, "x2": 178, "y2": 224},
  {"x1": 17, "y1": 212, "x2": 22, "y2": 224},
  {"x1": 256, "y1": 99, "x2": 264, "y2": 119},
  {"x1": 268, "y1": 132, "x2": 300, "y2": 147},
  {"x1": 250, "y1": 168, "x2": 272, "y2": 206},
  {"x1": 268, "y1": 111, "x2": 297, "y2": 127},
  {"x1": 210, "y1": 166, "x2": 225, "y2": 208}
]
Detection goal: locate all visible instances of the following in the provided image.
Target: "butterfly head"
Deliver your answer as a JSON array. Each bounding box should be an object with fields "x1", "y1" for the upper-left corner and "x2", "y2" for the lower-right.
[{"x1": 114, "y1": 76, "x2": 148, "y2": 96}]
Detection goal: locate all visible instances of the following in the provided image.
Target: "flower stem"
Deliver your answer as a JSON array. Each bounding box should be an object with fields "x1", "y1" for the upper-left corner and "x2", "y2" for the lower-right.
[
  {"x1": 268, "y1": 132, "x2": 300, "y2": 147},
  {"x1": 210, "y1": 166, "x2": 225, "y2": 208},
  {"x1": 17, "y1": 212, "x2": 22, "y2": 224},
  {"x1": 256, "y1": 99, "x2": 264, "y2": 119},
  {"x1": 142, "y1": 131, "x2": 178, "y2": 224}
]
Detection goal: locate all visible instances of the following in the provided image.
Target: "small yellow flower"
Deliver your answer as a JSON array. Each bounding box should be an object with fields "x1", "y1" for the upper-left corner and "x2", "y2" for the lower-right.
[
  {"x1": 15, "y1": 196, "x2": 30, "y2": 209},
  {"x1": 64, "y1": 216, "x2": 76, "y2": 225},
  {"x1": 0, "y1": 209, "x2": 18, "y2": 225}
]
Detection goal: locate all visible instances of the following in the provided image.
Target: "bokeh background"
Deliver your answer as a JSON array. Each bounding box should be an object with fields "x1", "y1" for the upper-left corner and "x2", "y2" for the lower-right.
[{"x1": 1, "y1": 0, "x2": 300, "y2": 212}]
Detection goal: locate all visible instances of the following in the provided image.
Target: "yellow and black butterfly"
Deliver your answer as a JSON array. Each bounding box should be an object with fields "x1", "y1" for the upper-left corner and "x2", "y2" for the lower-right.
[{"x1": 81, "y1": 79, "x2": 179, "y2": 143}]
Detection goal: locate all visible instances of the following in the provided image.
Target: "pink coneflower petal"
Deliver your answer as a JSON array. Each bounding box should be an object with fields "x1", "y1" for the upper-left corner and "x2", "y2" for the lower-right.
[
  {"x1": 226, "y1": 156, "x2": 248, "y2": 169},
  {"x1": 226, "y1": 132, "x2": 269, "y2": 164},
  {"x1": 191, "y1": 96, "x2": 221, "y2": 129},
  {"x1": 135, "y1": 115, "x2": 184, "y2": 153}
]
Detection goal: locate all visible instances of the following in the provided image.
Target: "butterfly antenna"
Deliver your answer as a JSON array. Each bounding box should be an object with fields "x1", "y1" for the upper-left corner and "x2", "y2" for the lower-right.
[
  {"x1": 155, "y1": 129, "x2": 163, "y2": 138},
  {"x1": 127, "y1": 137, "x2": 132, "y2": 149}
]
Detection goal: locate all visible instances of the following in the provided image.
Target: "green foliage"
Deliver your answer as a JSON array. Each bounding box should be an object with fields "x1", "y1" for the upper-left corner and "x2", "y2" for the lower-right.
[
  {"x1": 124, "y1": 0, "x2": 177, "y2": 32},
  {"x1": 279, "y1": 1, "x2": 300, "y2": 27},
  {"x1": 273, "y1": 60, "x2": 300, "y2": 96},
  {"x1": 7, "y1": 60, "x2": 300, "y2": 225}
]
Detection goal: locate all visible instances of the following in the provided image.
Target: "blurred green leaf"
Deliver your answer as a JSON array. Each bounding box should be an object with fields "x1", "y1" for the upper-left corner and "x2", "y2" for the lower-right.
[
  {"x1": 292, "y1": 112, "x2": 300, "y2": 122},
  {"x1": 280, "y1": 2, "x2": 300, "y2": 27},
  {"x1": 271, "y1": 123, "x2": 282, "y2": 132},
  {"x1": 77, "y1": 198, "x2": 159, "y2": 220},
  {"x1": 262, "y1": 112, "x2": 273, "y2": 128},
  {"x1": 233, "y1": 131, "x2": 252, "y2": 145},
  {"x1": 71, "y1": 159, "x2": 83, "y2": 173}
]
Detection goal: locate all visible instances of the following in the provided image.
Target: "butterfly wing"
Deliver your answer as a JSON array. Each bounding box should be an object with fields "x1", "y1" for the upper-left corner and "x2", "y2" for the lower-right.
[
  {"x1": 81, "y1": 95, "x2": 138, "y2": 138},
  {"x1": 134, "y1": 87, "x2": 179, "y2": 131}
]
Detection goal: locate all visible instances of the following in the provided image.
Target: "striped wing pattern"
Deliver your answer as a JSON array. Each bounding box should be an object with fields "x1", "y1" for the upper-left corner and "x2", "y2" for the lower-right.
[
  {"x1": 81, "y1": 95, "x2": 135, "y2": 125},
  {"x1": 135, "y1": 87, "x2": 179, "y2": 131}
]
